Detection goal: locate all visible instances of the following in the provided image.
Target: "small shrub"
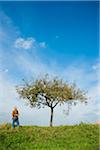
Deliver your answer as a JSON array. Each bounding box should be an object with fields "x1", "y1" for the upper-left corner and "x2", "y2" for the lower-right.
[{"x1": 0, "y1": 123, "x2": 11, "y2": 129}]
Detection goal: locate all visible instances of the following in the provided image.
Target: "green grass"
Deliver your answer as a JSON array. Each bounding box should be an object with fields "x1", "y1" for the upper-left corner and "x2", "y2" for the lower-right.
[{"x1": 0, "y1": 123, "x2": 99, "y2": 150}]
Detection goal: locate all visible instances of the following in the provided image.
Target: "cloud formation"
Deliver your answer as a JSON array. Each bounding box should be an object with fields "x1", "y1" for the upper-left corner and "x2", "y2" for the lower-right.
[
  {"x1": 14, "y1": 37, "x2": 35, "y2": 50},
  {"x1": 14, "y1": 37, "x2": 46, "y2": 50},
  {"x1": 39, "y1": 42, "x2": 46, "y2": 48}
]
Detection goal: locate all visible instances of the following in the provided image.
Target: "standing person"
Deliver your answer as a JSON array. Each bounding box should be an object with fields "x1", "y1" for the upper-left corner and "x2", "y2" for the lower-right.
[{"x1": 12, "y1": 107, "x2": 20, "y2": 128}]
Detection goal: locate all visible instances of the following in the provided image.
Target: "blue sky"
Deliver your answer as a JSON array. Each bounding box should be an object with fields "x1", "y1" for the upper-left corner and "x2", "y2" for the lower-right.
[
  {"x1": 0, "y1": 1, "x2": 99, "y2": 126},
  {"x1": 0, "y1": 1, "x2": 98, "y2": 62}
]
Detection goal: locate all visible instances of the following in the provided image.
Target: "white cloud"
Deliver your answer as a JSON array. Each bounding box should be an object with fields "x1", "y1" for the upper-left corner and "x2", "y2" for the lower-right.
[
  {"x1": 14, "y1": 37, "x2": 35, "y2": 50},
  {"x1": 14, "y1": 38, "x2": 47, "y2": 50},
  {"x1": 39, "y1": 42, "x2": 46, "y2": 48},
  {"x1": 88, "y1": 84, "x2": 100, "y2": 101},
  {"x1": 92, "y1": 61, "x2": 100, "y2": 71},
  {"x1": 0, "y1": 72, "x2": 17, "y2": 112},
  {"x1": 14, "y1": 52, "x2": 56, "y2": 79},
  {"x1": 93, "y1": 111, "x2": 100, "y2": 116}
]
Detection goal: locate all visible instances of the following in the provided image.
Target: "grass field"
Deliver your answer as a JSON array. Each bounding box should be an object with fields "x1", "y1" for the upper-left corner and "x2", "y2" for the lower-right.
[{"x1": 0, "y1": 123, "x2": 99, "y2": 150}]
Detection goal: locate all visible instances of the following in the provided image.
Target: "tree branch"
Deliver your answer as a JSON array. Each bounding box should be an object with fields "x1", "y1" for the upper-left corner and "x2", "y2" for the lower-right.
[
  {"x1": 45, "y1": 97, "x2": 51, "y2": 107},
  {"x1": 41, "y1": 95, "x2": 51, "y2": 107},
  {"x1": 53, "y1": 101, "x2": 59, "y2": 108}
]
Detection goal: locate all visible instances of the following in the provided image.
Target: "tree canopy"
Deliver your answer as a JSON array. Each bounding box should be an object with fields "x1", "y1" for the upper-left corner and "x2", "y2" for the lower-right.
[{"x1": 16, "y1": 75, "x2": 87, "y2": 126}]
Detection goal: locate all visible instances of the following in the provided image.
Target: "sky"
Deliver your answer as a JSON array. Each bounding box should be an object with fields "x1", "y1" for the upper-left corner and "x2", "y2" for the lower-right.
[{"x1": 0, "y1": 1, "x2": 99, "y2": 126}]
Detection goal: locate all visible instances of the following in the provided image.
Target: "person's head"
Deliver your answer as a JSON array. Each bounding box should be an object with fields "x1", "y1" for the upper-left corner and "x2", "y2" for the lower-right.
[{"x1": 13, "y1": 106, "x2": 17, "y2": 111}]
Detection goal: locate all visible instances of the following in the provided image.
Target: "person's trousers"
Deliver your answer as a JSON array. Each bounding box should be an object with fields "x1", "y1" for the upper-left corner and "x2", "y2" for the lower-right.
[{"x1": 12, "y1": 118, "x2": 19, "y2": 128}]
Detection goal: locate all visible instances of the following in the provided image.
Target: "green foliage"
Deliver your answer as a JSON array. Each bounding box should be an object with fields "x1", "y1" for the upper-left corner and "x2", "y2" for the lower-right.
[
  {"x1": 16, "y1": 75, "x2": 87, "y2": 126},
  {"x1": 16, "y1": 75, "x2": 87, "y2": 109},
  {"x1": 0, "y1": 124, "x2": 99, "y2": 150}
]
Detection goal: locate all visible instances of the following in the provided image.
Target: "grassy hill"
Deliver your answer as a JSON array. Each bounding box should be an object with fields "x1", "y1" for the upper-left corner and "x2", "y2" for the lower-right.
[{"x1": 0, "y1": 123, "x2": 99, "y2": 150}]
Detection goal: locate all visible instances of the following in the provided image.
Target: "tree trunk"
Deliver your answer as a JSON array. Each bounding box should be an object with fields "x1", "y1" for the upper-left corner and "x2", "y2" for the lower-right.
[{"x1": 50, "y1": 107, "x2": 53, "y2": 127}]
